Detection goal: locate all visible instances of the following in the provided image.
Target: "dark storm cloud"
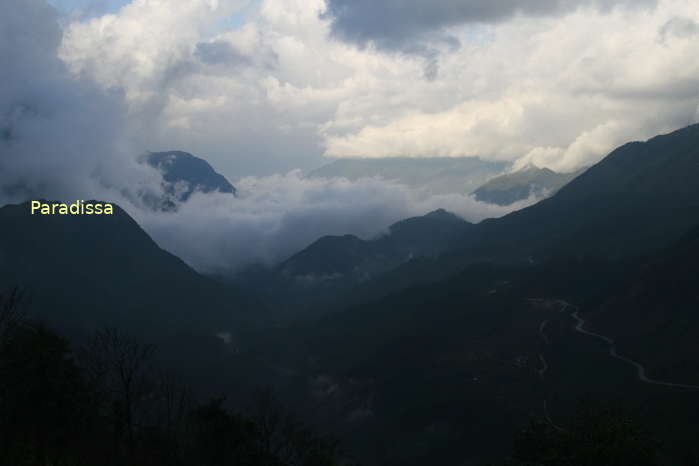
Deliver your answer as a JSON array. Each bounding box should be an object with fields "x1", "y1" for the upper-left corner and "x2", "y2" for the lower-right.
[
  {"x1": 659, "y1": 16, "x2": 699, "y2": 41},
  {"x1": 195, "y1": 41, "x2": 252, "y2": 67},
  {"x1": 0, "y1": 0, "x2": 161, "y2": 206},
  {"x1": 322, "y1": 0, "x2": 656, "y2": 51}
]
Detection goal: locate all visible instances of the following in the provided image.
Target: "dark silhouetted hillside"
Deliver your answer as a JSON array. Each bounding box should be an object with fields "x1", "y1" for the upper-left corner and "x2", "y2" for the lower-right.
[
  {"x1": 0, "y1": 201, "x2": 259, "y2": 339},
  {"x1": 279, "y1": 209, "x2": 472, "y2": 284},
  {"x1": 144, "y1": 151, "x2": 236, "y2": 208},
  {"x1": 588, "y1": 223, "x2": 699, "y2": 384},
  {"x1": 347, "y1": 124, "x2": 699, "y2": 302}
]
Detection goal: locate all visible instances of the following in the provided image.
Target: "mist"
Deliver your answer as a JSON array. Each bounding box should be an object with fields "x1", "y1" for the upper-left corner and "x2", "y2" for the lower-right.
[{"x1": 134, "y1": 171, "x2": 530, "y2": 274}]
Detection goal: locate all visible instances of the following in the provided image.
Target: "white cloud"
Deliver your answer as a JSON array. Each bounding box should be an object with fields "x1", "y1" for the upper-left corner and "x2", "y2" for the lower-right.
[
  {"x1": 60, "y1": 0, "x2": 250, "y2": 99},
  {"x1": 0, "y1": 0, "x2": 526, "y2": 277},
  {"x1": 135, "y1": 170, "x2": 527, "y2": 273},
  {"x1": 324, "y1": 2, "x2": 699, "y2": 170},
  {"x1": 6, "y1": 0, "x2": 699, "y2": 273},
  {"x1": 0, "y1": 0, "x2": 163, "y2": 206},
  {"x1": 56, "y1": 0, "x2": 699, "y2": 176}
]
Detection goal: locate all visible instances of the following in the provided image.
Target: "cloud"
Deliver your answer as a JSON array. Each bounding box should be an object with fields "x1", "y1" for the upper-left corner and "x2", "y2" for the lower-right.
[
  {"x1": 135, "y1": 170, "x2": 528, "y2": 273},
  {"x1": 322, "y1": 1, "x2": 699, "y2": 171},
  {"x1": 3, "y1": 0, "x2": 522, "y2": 277},
  {"x1": 59, "y1": 0, "x2": 333, "y2": 176},
  {"x1": 59, "y1": 0, "x2": 250, "y2": 99},
  {"x1": 659, "y1": 16, "x2": 699, "y2": 41},
  {"x1": 56, "y1": 0, "x2": 698, "y2": 177},
  {"x1": 195, "y1": 40, "x2": 253, "y2": 67},
  {"x1": 322, "y1": 0, "x2": 656, "y2": 52},
  {"x1": 0, "y1": 0, "x2": 162, "y2": 206},
  {"x1": 5, "y1": 0, "x2": 699, "y2": 274}
]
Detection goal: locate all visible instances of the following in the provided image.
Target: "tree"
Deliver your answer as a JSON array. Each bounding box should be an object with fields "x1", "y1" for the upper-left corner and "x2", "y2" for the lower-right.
[
  {"x1": 80, "y1": 327, "x2": 156, "y2": 461},
  {"x1": 249, "y1": 388, "x2": 340, "y2": 466},
  {"x1": 0, "y1": 287, "x2": 23, "y2": 349},
  {"x1": 0, "y1": 321, "x2": 89, "y2": 465},
  {"x1": 509, "y1": 400, "x2": 660, "y2": 466}
]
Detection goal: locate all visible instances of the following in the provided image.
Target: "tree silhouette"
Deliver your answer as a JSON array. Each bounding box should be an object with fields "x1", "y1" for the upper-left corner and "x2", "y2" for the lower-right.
[
  {"x1": 0, "y1": 295, "x2": 346, "y2": 466},
  {"x1": 81, "y1": 327, "x2": 156, "y2": 461},
  {"x1": 0, "y1": 287, "x2": 23, "y2": 349},
  {"x1": 0, "y1": 321, "x2": 89, "y2": 465},
  {"x1": 508, "y1": 400, "x2": 660, "y2": 466}
]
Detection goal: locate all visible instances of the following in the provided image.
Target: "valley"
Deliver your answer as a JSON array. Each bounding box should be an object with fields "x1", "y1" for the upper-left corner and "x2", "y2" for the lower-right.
[
  {"x1": 4, "y1": 2, "x2": 699, "y2": 464},
  {"x1": 5, "y1": 125, "x2": 699, "y2": 465}
]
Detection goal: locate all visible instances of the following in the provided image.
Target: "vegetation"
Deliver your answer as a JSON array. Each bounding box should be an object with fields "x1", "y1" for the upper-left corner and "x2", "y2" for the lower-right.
[
  {"x1": 506, "y1": 401, "x2": 660, "y2": 466},
  {"x1": 0, "y1": 290, "x2": 342, "y2": 466}
]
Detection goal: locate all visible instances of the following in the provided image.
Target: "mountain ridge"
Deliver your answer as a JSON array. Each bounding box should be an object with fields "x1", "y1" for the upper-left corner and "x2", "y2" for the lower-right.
[
  {"x1": 471, "y1": 165, "x2": 585, "y2": 206},
  {"x1": 0, "y1": 200, "x2": 261, "y2": 339},
  {"x1": 142, "y1": 150, "x2": 236, "y2": 209},
  {"x1": 278, "y1": 208, "x2": 472, "y2": 284},
  {"x1": 328, "y1": 123, "x2": 699, "y2": 306}
]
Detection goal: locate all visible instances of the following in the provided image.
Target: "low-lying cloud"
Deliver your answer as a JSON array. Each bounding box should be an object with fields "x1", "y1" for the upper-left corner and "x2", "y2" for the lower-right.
[{"x1": 135, "y1": 171, "x2": 529, "y2": 274}]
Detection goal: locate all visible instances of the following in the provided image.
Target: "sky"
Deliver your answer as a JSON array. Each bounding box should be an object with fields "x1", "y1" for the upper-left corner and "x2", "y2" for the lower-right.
[
  {"x1": 2, "y1": 0, "x2": 699, "y2": 272},
  {"x1": 51, "y1": 0, "x2": 699, "y2": 178},
  {"x1": 47, "y1": 0, "x2": 128, "y2": 18}
]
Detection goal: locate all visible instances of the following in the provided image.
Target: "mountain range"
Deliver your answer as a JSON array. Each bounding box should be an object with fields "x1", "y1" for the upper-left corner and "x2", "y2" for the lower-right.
[
  {"x1": 336, "y1": 124, "x2": 699, "y2": 306},
  {"x1": 4, "y1": 124, "x2": 699, "y2": 464},
  {"x1": 279, "y1": 208, "x2": 471, "y2": 283},
  {"x1": 251, "y1": 124, "x2": 699, "y2": 465}
]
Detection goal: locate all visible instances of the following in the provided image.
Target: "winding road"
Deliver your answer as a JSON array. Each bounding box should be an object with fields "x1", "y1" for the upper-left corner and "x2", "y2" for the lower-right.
[
  {"x1": 569, "y1": 309, "x2": 699, "y2": 390},
  {"x1": 552, "y1": 300, "x2": 699, "y2": 390},
  {"x1": 534, "y1": 298, "x2": 699, "y2": 432},
  {"x1": 537, "y1": 353, "x2": 548, "y2": 379},
  {"x1": 537, "y1": 319, "x2": 550, "y2": 378}
]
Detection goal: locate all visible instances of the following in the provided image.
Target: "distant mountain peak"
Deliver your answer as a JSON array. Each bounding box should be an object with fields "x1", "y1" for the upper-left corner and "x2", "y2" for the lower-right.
[
  {"x1": 143, "y1": 151, "x2": 236, "y2": 209},
  {"x1": 472, "y1": 165, "x2": 584, "y2": 206},
  {"x1": 278, "y1": 209, "x2": 472, "y2": 283},
  {"x1": 425, "y1": 208, "x2": 449, "y2": 216}
]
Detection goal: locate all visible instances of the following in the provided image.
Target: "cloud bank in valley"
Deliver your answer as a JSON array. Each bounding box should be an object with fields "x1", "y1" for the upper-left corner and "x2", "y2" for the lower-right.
[{"x1": 134, "y1": 171, "x2": 528, "y2": 273}]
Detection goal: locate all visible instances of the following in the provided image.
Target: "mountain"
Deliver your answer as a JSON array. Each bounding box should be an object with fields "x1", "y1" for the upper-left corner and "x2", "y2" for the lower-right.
[
  {"x1": 467, "y1": 124, "x2": 699, "y2": 262},
  {"x1": 310, "y1": 124, "x2": 699, "y2": 296},
  {"x1": 0, "y1": 201, "x2": 258, "y2": 340},
  {"x1": 279, "y1": 209, "x2": 472, "y2": 285},
  {"x1": 260, "y1": 124, "x2": 699, "y2": 464},
  {"x1": 588, "y1": 223, "x2": 699, "y2": 383},
  {"x1": 472, "y1": 165, "x2": 585, "y2": 206},
  {"x1": 263, "y1": 253, "x2": 646, "y2": 465},
  {"x1": 308, "y1": 157, "x2": 508, "y2": 195},
  {"x1": 356, "y1": 124, "x2": 699, "y2": 301},
  {"x1": 255, "y1": 124, "x2": 699, "y2": 316},
  {"x1": 143, "y1": 151, "x2": 236, "y2": 207},
  {"x1": 231, "y1": 209, "x2": 473, "y2": 321}
]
